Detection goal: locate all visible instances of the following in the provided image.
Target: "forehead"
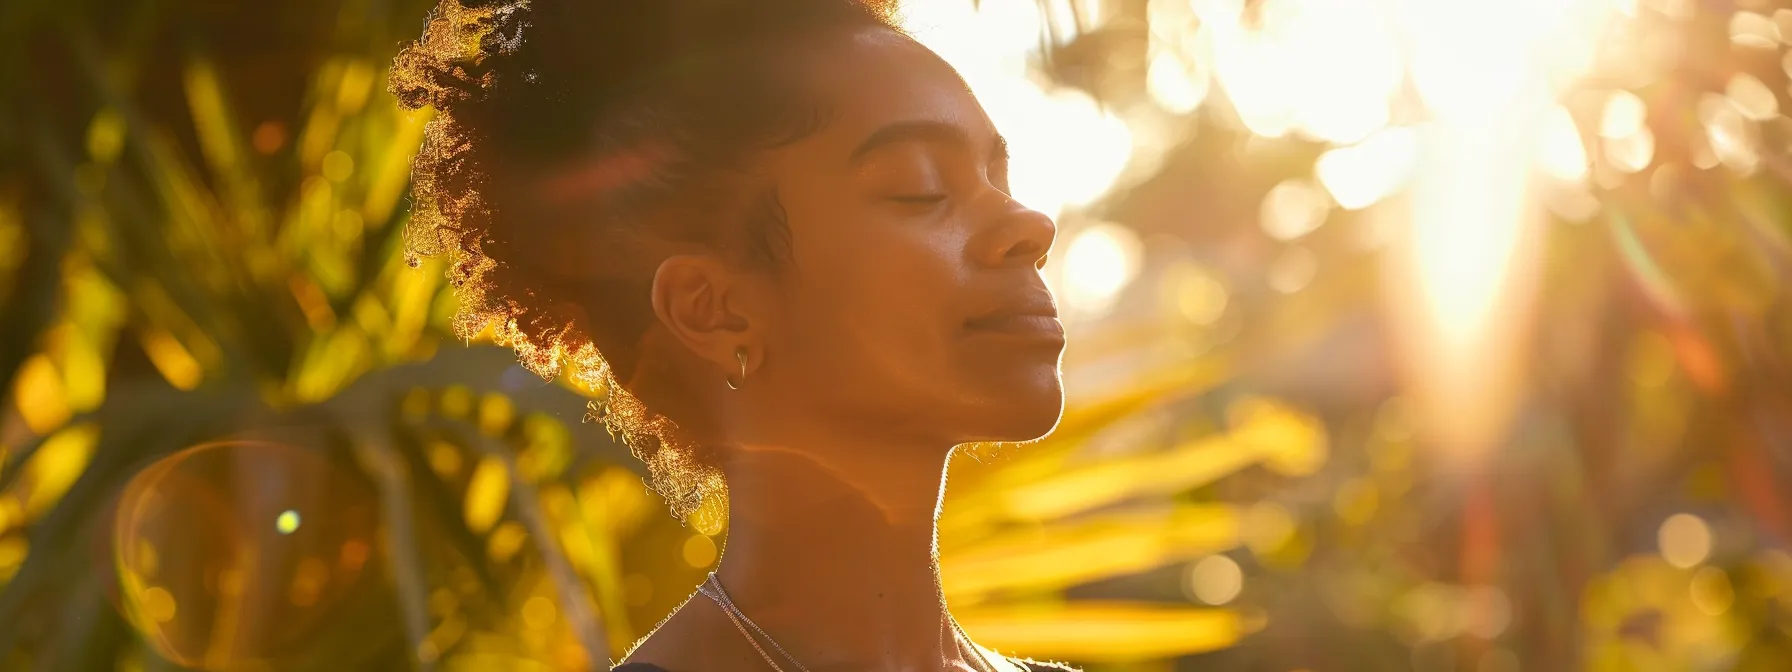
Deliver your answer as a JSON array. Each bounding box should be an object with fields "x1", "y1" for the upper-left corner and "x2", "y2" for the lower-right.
[{"x1": 796, "y1": 29, "x2": 995, "y2": 155}]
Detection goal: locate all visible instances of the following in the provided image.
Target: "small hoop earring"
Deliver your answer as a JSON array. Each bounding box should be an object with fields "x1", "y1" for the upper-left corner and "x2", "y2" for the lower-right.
[{"x1": 725, "y1": 347, "x2": 747, "y2": 390}]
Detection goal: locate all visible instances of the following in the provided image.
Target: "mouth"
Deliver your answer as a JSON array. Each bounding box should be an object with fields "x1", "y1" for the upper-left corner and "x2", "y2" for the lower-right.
[{"x1": 965, "y1": 304, "x2": 1065, "y2": 341}]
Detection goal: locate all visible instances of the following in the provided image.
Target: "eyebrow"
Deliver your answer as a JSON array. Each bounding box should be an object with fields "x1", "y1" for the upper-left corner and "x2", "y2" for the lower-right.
[{"x1": 848, "y1": 119, "x2": 1009, "y2": 165}]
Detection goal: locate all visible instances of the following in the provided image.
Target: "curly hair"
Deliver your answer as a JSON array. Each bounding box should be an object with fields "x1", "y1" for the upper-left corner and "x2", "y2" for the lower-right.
[{"x1": 390, "y1": 0, "x2": 900, "y2": 517}]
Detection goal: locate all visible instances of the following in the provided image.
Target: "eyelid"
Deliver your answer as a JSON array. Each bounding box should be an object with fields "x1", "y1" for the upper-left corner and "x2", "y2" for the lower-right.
[{"x1": 889, "y1": 193, "x2": 948, "y2": 204}]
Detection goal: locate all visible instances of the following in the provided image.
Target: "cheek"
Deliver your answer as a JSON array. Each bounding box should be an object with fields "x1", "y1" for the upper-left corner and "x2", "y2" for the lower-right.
[{"x1": 776, "y1": 217, "x2": 966, "y2": 403}]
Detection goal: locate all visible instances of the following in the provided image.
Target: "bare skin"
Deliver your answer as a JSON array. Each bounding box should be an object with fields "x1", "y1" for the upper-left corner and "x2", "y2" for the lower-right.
[{"x1": 620, "y1": 27, "x2": 1062, "y2": 672}]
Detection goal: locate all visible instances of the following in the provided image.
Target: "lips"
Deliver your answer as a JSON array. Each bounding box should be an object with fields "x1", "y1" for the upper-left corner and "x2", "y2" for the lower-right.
[{"x1": 965, "y1": 299, "x2": 1064, "y2": 340}]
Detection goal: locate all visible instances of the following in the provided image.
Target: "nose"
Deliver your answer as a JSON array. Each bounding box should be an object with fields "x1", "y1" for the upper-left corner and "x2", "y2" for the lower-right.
[{"x1": 969, "y1": 199, "x2": 1057, "y2": 270}]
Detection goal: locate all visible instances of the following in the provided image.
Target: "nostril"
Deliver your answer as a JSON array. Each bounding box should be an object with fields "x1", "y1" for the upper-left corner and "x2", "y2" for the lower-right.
[{"x1": 1005, "y1": 238, "x2": 1044, "y2": 264}]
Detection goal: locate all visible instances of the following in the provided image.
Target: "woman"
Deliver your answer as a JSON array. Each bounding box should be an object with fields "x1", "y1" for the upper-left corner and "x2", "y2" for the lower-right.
[{"x1": 391, "y1": 0, "x2": 1070, "y2": 669}]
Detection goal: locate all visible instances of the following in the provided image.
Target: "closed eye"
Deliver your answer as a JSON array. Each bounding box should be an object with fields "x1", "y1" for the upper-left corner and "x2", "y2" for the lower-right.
[{"x1": 890, "y1": 194, "x2": 947, "y2": 205}]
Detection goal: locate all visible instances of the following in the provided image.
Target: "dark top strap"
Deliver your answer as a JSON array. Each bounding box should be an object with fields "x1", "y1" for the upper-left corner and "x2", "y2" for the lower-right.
[{"x1": 613, "y1": 660, "x2": 1075, "y2": 671}]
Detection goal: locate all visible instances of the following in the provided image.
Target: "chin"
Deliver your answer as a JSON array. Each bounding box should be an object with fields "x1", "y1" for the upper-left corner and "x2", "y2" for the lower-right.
[{"x1": 968, "y1": 384, "x2": 1064, "y2": 443}]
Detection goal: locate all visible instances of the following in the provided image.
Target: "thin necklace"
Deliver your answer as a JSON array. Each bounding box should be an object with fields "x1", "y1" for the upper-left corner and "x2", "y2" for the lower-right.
[{"x1": 698, "y1": 572, "x2": 1002, "y2": 672}]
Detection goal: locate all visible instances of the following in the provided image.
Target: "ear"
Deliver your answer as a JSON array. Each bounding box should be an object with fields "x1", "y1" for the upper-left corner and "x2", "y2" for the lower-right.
[{"x1": 649, "y1": 254, "x2": 757, "y2": 373}]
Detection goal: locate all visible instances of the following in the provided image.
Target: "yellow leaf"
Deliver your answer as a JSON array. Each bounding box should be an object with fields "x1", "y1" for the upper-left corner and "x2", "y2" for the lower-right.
[
  {"x1": 487, "y1": 521, "x2": 527, "y2": 563},
  {"x1": 476, "y1": 393, "x2": 514, "y2": 437},
  {"x1": 0, "y1": 537, "x2": 27, "y2": 581},
  {"x1": 183, "y1": 60, "x2": 242, "y2": 176},
  {"x1": 464, "y1": 456, "x2": 509, "y2": 534},
  {"x1": 59, "y1": 327, "x2": 107, "y2": 412},
  {"x1": 298, "y1": 60, "x2": 344, "y2": 168},
  {"x1": 362, "y1": 109, "x2": 433, "y2": 225},
  {"x1": 943, "y1": 505, "x2": 1239, "y2": 600},
  {"x1": 24, "y1": 423, "x2": 100, "y2": 518},
  {"x1": 351, "y1": 294, "x2": 390, "y2": 336},
  {"x1": 138, "y1": 328, "x2": 202, "y2": 391},
  {"x1": 439, "y1": 385, "x2": 473, "y2": 419},
  {"x1": 580, "y1": 467, "x2": 651, "y2": 539},
  {"x1": 1229, "y1": 397, "x2": 1327, "y2": 477},
  {"x1": 516, "y1": 414, "x2": 571, "y2": 482},
  {"x1": 383, "y1": 254, "x2": 439, "y2": 355},
  {"x1": 289, "y1": 275, "x2": 337, "y2": 332},
  {"x1": 334, "y1": 60, "x2": 375, "y2": 113},
  {"x1": 289, "y1": 328, "x2": 369, "y2": 403},
  {"x1": 992, "y1": 435, "x2": 1264, "y2": 524},
  {"x1": 86, "y1": 108, "x2": 126, "y2": 164},
  {"x1": 955, "y1": 601, "x2": 1260, "y2": 662},
  {"x1": 11, "y1": 355, "x2": 70, "y2": 434}
]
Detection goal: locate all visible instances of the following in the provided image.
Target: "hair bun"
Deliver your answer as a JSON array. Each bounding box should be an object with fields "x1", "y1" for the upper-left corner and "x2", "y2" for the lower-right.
[{"x1": 389, "y1": 0, "x2": 534, "y2": 112}]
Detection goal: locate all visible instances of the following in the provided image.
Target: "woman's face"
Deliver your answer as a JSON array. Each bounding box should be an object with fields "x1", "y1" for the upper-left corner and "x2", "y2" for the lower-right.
[{"x1": 744, "y1": 29, "x2": 1064, "y2": 447}]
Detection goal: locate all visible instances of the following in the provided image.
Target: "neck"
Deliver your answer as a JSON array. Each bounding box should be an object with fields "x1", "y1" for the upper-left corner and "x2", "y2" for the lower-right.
[{"x1": 713, "y1": 441, "x2": 977, "y2": 671}]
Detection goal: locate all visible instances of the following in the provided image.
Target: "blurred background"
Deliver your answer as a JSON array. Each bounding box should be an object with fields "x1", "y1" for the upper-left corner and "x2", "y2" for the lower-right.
[{"x1": 4, "y1": 0, "x2": 1792, "y2": 669}]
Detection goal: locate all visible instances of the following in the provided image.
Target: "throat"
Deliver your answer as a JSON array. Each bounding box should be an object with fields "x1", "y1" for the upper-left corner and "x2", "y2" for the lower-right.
[{"x1": 711, "y1": 444, "x2": 965, "y2": 669}]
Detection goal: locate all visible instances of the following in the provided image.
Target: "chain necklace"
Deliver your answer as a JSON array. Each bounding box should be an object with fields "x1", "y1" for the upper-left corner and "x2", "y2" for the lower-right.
[{"x1": 698, "y1": 572, "x2": 1000, "y2": 672}]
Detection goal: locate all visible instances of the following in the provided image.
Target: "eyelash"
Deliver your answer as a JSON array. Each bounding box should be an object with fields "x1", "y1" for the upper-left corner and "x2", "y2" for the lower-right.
[{"x1": 890, "y1": 194, "x2": 948, "y2": 205}]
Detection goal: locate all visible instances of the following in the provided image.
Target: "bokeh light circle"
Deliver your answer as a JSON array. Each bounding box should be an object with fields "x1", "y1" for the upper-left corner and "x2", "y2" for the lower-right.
[{"x1": 112, "y1": 440, "x2": 379, "y2": 669}]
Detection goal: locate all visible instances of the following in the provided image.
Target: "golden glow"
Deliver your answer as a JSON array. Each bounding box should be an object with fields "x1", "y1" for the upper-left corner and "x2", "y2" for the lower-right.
[
  {"x1": 522, "y1": 596, "x2": 559, "y2": 630},
  {"x1": 1266, "y1": 246, "x2": 1318, "y2": 295},
  {"x1": 1259, "y1": 179, "x2": 1330, "y2": 241},
  {"x1": 1644, "y1": 0, "x2": 1694, "y2": 19},
  {"x1": 140, "y1": 586, "x2": 178, "y2": 624},
  {"x1": 1061, "y1": 223, "x2": 1142, "y2": 314},
  {"x1": 1626, "y1": 331, "x2": 1677, "y2": 388},
  {"x1": 687, "y1": 492, "x2": 728, "y2": 537},
  {"x1": 1162, "y1": 261, "x2": 1229, "y2": 326},
  {"x1": 1725, "y1": 73, "x2": 1778, "y2": 120},
  {"x1": 14, "y1": 0, "x2": 1776, "y2": 667},
  {"x1": 1604, "y1": 127, "x2": 1655, "y2": 174},
  {"x1": 1598, "y1": 90, "x2": 1646, "y2": 139},
  {"x1": 1241, "y1": 503, "x2": 1296, "y2": 557},
  {"x1": 1313, "y1": 127, "x2": 1419, "y2": 210},
  {"x1": 427, "y1": 440, "x2": 463, "y2": 477},
  {"x1": 1658, "y1": 513, "x2": 1712, "y2": 568},
  {"x1": 477, "y1": 392, "x2": 515, "y2": 437},
  {"x1": 903, "y1": 1, "x2": 1133, "y2": 221},
  {"x1": 321, "y1": 150, "x2": 355, "y2": 182},
  {"x1": 1730, "y1": 11, "x2": 1779, "y2": 49},
  {"x1": 289, "y1": 558, "x2": 329, "y2": 607},
  {"x1": 464, "y1": 456, "x2": 510, "y2": 535},
  {"x1": 1535, "y1": 106, "x2": 1589, "y2": 182},
  {"x1": 1689, "y1": 567, "x2": 1734, "y2": 616},
  {"x1": 1600, "y1": 90, "x2": 1654, "y2": 173},
  {"x1": 487, "y1": 521, "x2": 528, "y2": 563},
  {"x1": 111, "y1": 441, "x2": 381, "y2": 667},
  {"x1": 1146, "y1": 49, "x2": 1208, "y2": 115},
  {"x1": 1388, "y1": 0, "x2": 1621, "y2": 455},
  {"x1": 681, "y1": 534, "x2": 718, "y2": 568},
  {"x1": 1186, "y1": 555, "x2": 1244, "y2": 605},
  {"x1": 275, "y1": 509, "x2": 302, "y2": 535},
  {"x1": 1699, "y1": 94, "x2": 1760, "y2": 174},
  {"x1": 1201, "y1": 0, "x2": 1402, "y2": 143},
  {"x1": 1410, "y1": 126, "x2": 1528, "y2": 344}
]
